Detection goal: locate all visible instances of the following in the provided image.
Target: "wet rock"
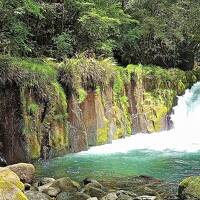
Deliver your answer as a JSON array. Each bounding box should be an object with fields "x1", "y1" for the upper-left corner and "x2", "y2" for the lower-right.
[
  {"x1": 7, "y1": 163, "x2": 35, "y2": 183},
  {"x1": 101, "y1": 192, "x2": 118, "y2": 200},
  {"x1": 51, "y1": 177, "x2": 80, "y2": 192},
  {"x1": 42, "y1": 186, "x2": 61, "y2": 197},
  {"x1": 0, "y1": 156, "x2": 7, "y2": 167},
  {"x1": 25, "y1": 190, "x2": 51, "y2": 200},
  {"x1": 86, "y1": 182, "x2": 104, "y2": 189},
  {"x1": 178, "y1": 176, "x2": 200, "y2": 200},
  {"x1": 84, "y1": 186, "x2": 106, "y2": 199}
]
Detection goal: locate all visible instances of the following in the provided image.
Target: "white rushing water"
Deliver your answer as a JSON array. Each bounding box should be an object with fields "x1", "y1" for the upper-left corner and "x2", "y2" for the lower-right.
[{"x1": 81, "y1": 82, "x2": 200, "y2": 154}]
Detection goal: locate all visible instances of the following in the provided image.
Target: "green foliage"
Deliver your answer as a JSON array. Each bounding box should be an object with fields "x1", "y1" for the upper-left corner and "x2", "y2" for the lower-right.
[
  {"x1": 27, "y1": 103, "x2": 39, "y2": 115},
  {"x1": 58, "y1": 54, "x2": 116, "y2": 91},
  {"x1": 78, "y1": 87, "x2": 87, "y2": 103},
  {"x1": 53, "y1": 32, "x2": 74, "y2": 59}
]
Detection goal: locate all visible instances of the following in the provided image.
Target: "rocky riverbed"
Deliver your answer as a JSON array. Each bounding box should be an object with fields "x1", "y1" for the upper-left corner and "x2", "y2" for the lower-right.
[{"x1": 1, "y1": 162, "x2": 200, "y2": 200}]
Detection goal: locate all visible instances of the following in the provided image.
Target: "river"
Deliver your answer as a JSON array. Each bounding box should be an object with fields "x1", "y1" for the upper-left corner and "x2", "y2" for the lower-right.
[{"x1": 36, "y1": 82, "x2": 200, "y2": 183}]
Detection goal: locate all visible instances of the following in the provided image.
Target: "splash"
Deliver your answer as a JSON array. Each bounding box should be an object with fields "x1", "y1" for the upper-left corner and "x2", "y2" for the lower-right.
[{"x1": 80, "y1": 82, "x2": 200, "y2": 154}]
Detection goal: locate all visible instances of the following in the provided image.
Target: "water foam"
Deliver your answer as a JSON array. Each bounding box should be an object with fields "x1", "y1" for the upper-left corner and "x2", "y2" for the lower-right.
[{"x1": 80, "y1": 82, "x2": 200, "y2": 155}]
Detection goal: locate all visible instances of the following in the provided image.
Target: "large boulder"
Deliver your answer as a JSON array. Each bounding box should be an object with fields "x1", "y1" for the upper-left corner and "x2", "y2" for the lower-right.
[
  {"x1": 179, "y1": 176, "x2": 200, "y2": 200},
  {"x1": 0, "y1": 168, "x2": 27, "y2": 200},
  {"x1": 0, "y1": 167, "x2": 24, "y2": 191},
  {"x1": 0, "y1": 180, "x2": 28, "y2": 200},
  {"x1": 7, "y1": 163, "x2": 35, "y2": 183}
]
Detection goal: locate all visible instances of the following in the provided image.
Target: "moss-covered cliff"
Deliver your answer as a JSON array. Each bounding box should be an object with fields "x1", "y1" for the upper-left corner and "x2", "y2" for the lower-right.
[{"x1": 0, "y1": 55, "x2": 199, "y2": 163}]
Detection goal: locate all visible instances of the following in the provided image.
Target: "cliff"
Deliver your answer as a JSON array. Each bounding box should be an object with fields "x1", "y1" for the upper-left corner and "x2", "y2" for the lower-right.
[{"x1": 0, "y1": 55, "x2": 199, "y2": 163}]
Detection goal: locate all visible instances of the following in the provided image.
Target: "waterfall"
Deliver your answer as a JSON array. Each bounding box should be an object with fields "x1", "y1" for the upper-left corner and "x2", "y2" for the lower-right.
[{"x1": 80, "y1": 82, "x2": 200, "y2": 154}]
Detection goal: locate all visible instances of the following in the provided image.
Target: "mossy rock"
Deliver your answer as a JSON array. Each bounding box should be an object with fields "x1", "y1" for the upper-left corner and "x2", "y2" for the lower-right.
[
  {"x1": 0, "y1": 168, "x2": 27, "y2": 200},
  {"x1": 0, "y1": 168, "x2": 24, "y2": 191},
  {"x1": 179, "y1": 176, "x2": 200, "y2": 200},
  {"x1": 0, "y1": 180, "x2": 28, "y2": 200}
]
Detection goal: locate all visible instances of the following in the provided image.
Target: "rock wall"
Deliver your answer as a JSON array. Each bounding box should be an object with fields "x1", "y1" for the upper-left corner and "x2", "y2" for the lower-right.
[{"x1": 0, "y1": 57, "x2": 199, "y2": 163}]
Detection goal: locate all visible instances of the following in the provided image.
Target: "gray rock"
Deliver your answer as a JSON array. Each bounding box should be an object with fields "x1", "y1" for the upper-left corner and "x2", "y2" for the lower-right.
[
  {"x1": 117, "y1": 194, "x2": 133, "y2": 200},
  {"x1": 56, "y1": 192, "x2": 91, "y2": 200},
  {"x1": 116, "y1": 190, "x2": 137, "y2": 198},
  {"x1": 101, "y1": 192, "x2": 118, "y2": 200},
  {"x1": 85, "y1": 186, "x2": 107, "y2": 199},
  {"x1": 56, "y1": 192, "x2": 71, "y2": 200},
  {"x1": 40, "y1": 177, "x2": 56, "y2": 186},
  {"x1": 87, "y1": 198, "x2": 98, "y2": 200},
  {"x1": 42, "y1": 186, "x2": 61, "y2": 197},
  {"x1": 25, "y1": 191, "x2": 51, "y2": 200},
  {"x1": 51, "y1": 177, "x2": 80, "y2": 192}
]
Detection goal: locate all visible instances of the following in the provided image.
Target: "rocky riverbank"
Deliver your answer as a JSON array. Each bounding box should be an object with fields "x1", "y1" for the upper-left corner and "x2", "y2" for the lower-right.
[{"x1": 1, "y1": 162, "x2": 200, "y2": 200}]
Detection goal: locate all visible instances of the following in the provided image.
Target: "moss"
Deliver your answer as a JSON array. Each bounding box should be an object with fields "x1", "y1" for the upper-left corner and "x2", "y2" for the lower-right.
[
  {"x1": 78, "y1": 87, "x2": 87, "y2": 103},
  {"x1": 179, "y1": 176, "x2": 200, "y2": 199},
  {"x1": 27, "y1": 103, "x2": 39, "y2": 115},
  {"x1": 97, "y1": 120, "x2": 109, "y2": 145},
  {"x1": 0, "y1": 180, "x2": 27, "y2": 200}
]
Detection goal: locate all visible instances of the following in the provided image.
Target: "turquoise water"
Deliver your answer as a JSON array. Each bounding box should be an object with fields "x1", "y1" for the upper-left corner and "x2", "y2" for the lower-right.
[
  {"x1": 36, "y1": 82, "x2": 200, "y2": 183},
  {"x1": 36, "y1": 149, "x2": 200, "y2": 183}
]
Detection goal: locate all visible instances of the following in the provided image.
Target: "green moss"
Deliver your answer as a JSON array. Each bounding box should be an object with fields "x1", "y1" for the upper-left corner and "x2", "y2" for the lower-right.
[
  {"x1": 27, "y1": 103, "x2": 39, "y2": 115},
  {"x1": 97, "y1": 120, "x2": 109, "y2": 145},
  {"x1": 78, "y1": 87, "x2": 87, "y2": 103},
  {"x1": 179, "y1": 176, "x2": 200, "y2": 199}
]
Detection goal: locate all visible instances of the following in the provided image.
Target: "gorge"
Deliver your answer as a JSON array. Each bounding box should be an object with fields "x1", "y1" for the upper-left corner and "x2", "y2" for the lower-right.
[{"x1": 0, "y1": 55, "x2": 200, "y2": 165}]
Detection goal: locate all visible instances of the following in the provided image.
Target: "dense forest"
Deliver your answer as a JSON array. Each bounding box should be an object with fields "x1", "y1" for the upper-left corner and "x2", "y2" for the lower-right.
[{"x1": 0, "y1": 0, "x2": 200, "y2": 70}]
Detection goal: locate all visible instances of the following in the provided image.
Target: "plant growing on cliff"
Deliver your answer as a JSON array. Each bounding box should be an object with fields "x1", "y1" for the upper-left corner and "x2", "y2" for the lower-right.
[{"x1": 58, "y1": 54, "x2": 116, "y2": 92}]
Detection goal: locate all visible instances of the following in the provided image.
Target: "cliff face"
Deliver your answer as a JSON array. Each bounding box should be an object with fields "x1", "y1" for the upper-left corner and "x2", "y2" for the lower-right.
[{"x1": 0, "y1": 56, "x2": 199, "y2": 163}]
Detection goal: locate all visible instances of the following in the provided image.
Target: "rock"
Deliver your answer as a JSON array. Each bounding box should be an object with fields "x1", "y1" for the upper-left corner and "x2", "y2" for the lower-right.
[
  {"x1": 7, "y1": 163, "x2": 35, "y2": 183},
  {"x1": 71, "y1": 192, "x2": 91, "y2": 200},
  {"x1": 25, "y1": 190, "x2": 51, "y2": 200},
  {"x1": 0, "y1": 167, "x2": 27, "y2": 199},
  {"x1": 85, "y1": 186, "x2": 106, "y2": 199},
  {"x1": 0, "y1": 156, "x2": 7, "y2": 167},
  {"x1": 56, "y1": 192, "x2": 71, "y2": 200},
  {"x1": 38, "y1": 182, "x2": 54, "y2": 192},
  {"x1": 56, "y1": 192, "x2": 90, "y2": 200},
  {"x1": 87, "y1": 198, "x2": 98, "y2": 200},
  {"x1": 51, "y1": 177, "x2": 80, "y2": 192},
  {"x1": 178, "y1": 176, "x2": 200, "y2": 200},
  {"x1": 0, "y1": 179, "x2": 28, "y2": 200},
  {"x1": 86, "y1": 182, "x2": 104, "y2": 189},
  {"x1": 116, "y1": 190, "x2": 137, "y2": 198},
  {"x1": 133, "y1": 196, "x2": 156, "y2": 200},
  {"x1": 24, "y1": 183, "x2": 31, "y2": 190},
  {"x1": 101, "y1": 192, "x2": 118, "y2": 200},
  {"x1": 39, "y1": 177, "x2": 55, "y2": 186},
  {"x1": 0, "y1": 167, "x2": 24, "y2": 191},
  {"x1": 42, "y1": 186, "x2": 61, "y2": 197},
  {"x1": 117, "y1": 194, "x2": 132, "y2": 200}
]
